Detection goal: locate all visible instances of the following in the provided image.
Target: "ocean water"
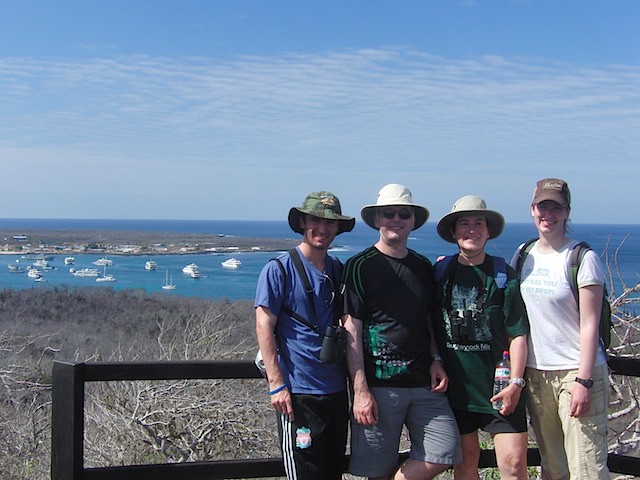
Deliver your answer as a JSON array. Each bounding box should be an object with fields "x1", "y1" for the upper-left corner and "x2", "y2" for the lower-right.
[{"x1": 0, "y1": 219, "x2": 638, "y2": 301}]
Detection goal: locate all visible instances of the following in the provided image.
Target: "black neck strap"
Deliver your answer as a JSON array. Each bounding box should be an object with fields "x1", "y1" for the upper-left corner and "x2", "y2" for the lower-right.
[
  {"x1": 289, "y1": 248, "x2": 319, "y2": 328},
  {"x1": 443, "y1": 255, "x2": 488, "y2": 312}
]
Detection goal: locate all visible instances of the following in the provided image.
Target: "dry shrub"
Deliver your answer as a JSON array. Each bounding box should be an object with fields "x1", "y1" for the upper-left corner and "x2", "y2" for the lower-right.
[{"x1": 0, "y1": 234, "x2": 638, "y2": 480}]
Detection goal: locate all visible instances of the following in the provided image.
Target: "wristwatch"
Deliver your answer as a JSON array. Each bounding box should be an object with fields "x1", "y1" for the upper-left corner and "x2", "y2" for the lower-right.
[
  {"x1": 509, "y1": 377, "x2": 526, "y2": 388},
  {"x1": 575, "y1": 377, "x2": 594, "y2": 389},
  {"x1": 432, "y1": 354, "x2": 444, "y2": 364}
]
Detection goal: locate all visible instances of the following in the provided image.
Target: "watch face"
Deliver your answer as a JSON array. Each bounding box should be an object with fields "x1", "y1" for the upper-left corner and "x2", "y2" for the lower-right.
[
  {"x1": 510, "y1": 378, "x2": 526, "y2": 388},
  {"x1": 576, "y1": 377, "x2": 594, "y2": 388}
]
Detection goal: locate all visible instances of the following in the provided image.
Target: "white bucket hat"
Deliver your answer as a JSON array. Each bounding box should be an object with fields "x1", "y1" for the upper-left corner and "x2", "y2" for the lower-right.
[
  {"x1": 437, "y1": 195, "x2": 505, "y2": 243},
  {"x1": 360, "y1": 184, "x2": 430, "y2": 230}
]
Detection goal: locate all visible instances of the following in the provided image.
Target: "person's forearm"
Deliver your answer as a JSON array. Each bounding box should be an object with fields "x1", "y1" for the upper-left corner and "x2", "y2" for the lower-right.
[
  {"x1": 344, "y1": 314, "x2": 369, "y2": 395},
  {"x1": 256, "y1": 307, "x2": 286, "y2": 387},
  {"x1": 578, "y1": 285, "x2": 603, "y2": 379},
  {"x1": 508, "y1": 335, "x2": 527, "y2": 379}
]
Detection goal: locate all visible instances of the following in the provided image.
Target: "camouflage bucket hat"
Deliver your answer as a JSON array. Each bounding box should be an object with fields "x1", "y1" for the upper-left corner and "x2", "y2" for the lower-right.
[{"x1": 288, "y1": 191, "x2": 355, "y2": 235}]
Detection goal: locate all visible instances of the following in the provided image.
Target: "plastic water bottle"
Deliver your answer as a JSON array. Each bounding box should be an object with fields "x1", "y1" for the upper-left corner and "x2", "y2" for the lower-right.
[{"x1": 492, "y1": 350, "x2": 510, "y2": 410}]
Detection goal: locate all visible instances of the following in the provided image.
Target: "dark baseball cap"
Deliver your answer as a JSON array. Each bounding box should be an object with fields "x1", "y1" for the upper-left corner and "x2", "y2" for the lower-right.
[{"x1": 532, "y1": 178, "x2": 571, "y2": 208}]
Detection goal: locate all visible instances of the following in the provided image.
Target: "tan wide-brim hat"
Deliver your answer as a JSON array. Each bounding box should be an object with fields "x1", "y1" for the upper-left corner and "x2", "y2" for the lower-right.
[
  {"x1": 437, "y1": 195, "x2": 505, "y2": 243},
  {"x1": 360, "y1": 183, "x2": 430, "y2": 231},
  {"x1": 288, "y1": 191, "x2": 355, "y2": 235}
]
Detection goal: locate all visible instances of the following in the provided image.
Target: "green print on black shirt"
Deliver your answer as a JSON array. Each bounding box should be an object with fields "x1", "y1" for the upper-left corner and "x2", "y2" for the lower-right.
[
  {"x1": 366, "y1": 324, "x2": 411, "y2": 379},
  {"x1": 444, "y1": 278, "x2": 492, "y2": 353}
]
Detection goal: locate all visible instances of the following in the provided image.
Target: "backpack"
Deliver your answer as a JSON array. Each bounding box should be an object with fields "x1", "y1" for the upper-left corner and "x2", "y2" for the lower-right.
[
  {"x1": 434, "y1": 254, "x2": 508, "y2": 289},
  {"x1": 514, "y1": 239, "x2": 612, "y2": 350}
]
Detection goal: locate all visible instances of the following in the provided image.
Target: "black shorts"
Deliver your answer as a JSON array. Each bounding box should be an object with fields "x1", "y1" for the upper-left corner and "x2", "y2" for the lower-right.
[{"x1": 453, "y1": 406, "x2": 527, "y2": 435}]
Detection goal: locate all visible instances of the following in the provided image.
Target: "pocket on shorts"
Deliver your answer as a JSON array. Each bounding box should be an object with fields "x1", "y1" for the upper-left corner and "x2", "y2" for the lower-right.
[
  {"x1": 583, "y1": 372, "x2": 608, "y2": 418},
  {"x1": 524, "y1": 373, "x2": 545, "y2": 417}
]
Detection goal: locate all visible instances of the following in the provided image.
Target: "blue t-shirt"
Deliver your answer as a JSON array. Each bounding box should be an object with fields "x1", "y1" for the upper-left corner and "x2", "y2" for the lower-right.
[{"x1": 254, "y1": 247, "x2": 346, "y2": 395}]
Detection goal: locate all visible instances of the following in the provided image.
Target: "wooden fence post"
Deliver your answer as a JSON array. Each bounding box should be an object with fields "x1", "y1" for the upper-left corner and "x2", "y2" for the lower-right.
[{"x1": 51, "y1": 361, "x2": 86, "y2": 480}]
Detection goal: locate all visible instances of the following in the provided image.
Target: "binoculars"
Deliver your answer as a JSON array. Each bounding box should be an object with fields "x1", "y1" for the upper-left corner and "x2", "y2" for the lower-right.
[
  {"x1": 319, "y1": 324, "x2": 347, "y2": 364},
  {"x1": 449, "y1": 310, "x2": 477, "y2": 344}
]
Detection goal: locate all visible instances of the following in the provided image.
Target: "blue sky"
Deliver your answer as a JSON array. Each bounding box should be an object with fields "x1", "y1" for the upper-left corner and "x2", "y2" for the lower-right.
[{"x1": 1, "y1": 1, "x2": 638, "y2": 224}]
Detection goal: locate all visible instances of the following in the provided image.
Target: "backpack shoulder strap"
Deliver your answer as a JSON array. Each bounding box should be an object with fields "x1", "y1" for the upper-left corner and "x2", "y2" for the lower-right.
[
  {"x1": 515, "y1": 238, "x2": 538, "y2": 282},
  {"x1": 434, "y1": 255, "x2": 456, "y2": 282},
  {"x1": 492, "y1": 256, "x2": 508, "y2": 289},
  {"x1": 289, "y1": 248, "x2": 314, "y2": 297},
  {"x1": 567, "y1": 241, "x2": 591, "y2": 304},
  {"x1": 271, "y1": 256, "x2": 286, "y2": 280},
  {"x1": 435, "y1": 254, "x2": 506, "y2": 288},
  {"x1": 271, "y1": 251, "x2": 320, "y2": 334},
  {"x1": 566, "y1": 241, "x2": 612, "y2": 351},
  {"x1": 288, "y1": 248, "x2": 319, "y2": 326}
]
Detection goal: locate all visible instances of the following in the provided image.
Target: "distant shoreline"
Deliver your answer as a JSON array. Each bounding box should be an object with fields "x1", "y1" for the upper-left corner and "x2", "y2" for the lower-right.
[{"x1": 0, "y1": 228, "x2": 300, "y2": 256}]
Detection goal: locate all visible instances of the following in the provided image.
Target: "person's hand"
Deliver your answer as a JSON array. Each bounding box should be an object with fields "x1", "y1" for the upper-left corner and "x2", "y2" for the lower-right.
[
  {"x1": 270, "y1": 387, "x2": 295, "y2": 421},
  {"x1": 570, "y1": 383, "x2": 591, "y2": 417},
  {"x1": 353, "y1": 389, "x2": 379, "y2": 425},
  {"x1": 430, "y1": 360, "x2": 449, "y2": 392},
  {"x1": 490, "y1": 384, "x2": 522, "y2": 416}
]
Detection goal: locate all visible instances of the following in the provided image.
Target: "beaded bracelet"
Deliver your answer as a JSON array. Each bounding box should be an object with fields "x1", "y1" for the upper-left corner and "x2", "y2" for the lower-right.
[{"x1": 269, "y1": 384, "x2": 287, "y2": 395}]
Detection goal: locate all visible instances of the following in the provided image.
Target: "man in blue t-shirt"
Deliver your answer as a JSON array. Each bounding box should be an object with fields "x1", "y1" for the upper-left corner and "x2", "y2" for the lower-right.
[{"x1": 255, "y1": 191, "x2": 354, "y2": 480}]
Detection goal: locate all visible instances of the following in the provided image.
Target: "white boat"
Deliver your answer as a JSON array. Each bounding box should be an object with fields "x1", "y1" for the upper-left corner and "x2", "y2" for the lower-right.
[
  {"x1": 27, "y1": 269, "x2": 43, "y2": 279},
  {"x1": 8, "y1": 264, "x2": 24, "y2": 273},
  {"x1": 33, "y1": 259, "x2": 52, "y2": 269},
  {"x1": 64, "y1": 257, "x2": 75, "y2": 265},
  {"x1": 162, "y1": 270, "x2": 176, "y2": 290},
  {"x1": 221, "y1": 258, "x2": 242, "y2": 269},
  {"x1": 96, "y1": 265, "x2": 116, "y2": 282},
  {"x1": 70, "y1": 267, "x2": 100, "y2": 277},
  {"x1": 182, "y1": 263, "x2": 202, "y2": 278},
  {"x1": 93, "y1": 257, "x2": 113, "y2": 266},
  {"x1": 96, "y1": 274, "x2": 116, "y2": 282},
  {"x1": 144, "y1": 260, "x2": 158, "y2": 271}
]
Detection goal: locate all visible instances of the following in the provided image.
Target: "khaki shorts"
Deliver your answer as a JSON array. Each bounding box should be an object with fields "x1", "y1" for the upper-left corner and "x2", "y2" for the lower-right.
[{"x1": 526, "y1": 363, "x2": 610, "y2": 480}]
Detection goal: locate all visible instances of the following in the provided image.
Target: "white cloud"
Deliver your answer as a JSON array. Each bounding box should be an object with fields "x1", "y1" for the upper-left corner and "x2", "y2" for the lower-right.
[{"x1": 0, "y1": 47, "x2": 638, "y2": 222}]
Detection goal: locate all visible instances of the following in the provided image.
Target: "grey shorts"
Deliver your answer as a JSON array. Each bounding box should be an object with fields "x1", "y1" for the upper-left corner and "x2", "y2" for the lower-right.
[{"x1": 349, "y1": 386, "x2": 462, "y2": 477}]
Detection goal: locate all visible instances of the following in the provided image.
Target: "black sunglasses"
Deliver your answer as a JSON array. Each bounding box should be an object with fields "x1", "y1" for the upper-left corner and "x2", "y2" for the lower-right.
[
  {"x1": 322, "y1": 274, "x2": 335, "y2": 308},
  {"x1": 381, "y1": 208, "x2": 412, "y2": 220}
]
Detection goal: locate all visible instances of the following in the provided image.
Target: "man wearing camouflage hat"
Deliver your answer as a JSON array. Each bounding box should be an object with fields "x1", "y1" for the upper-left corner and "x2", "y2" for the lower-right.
[{"x1": 255, "y1": 191, "x2": 355, "y2": 480}]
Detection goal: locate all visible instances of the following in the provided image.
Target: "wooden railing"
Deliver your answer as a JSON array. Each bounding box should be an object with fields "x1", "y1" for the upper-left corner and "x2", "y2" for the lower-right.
[{"x1": 51, "y1": 357, "x2": 640, "y2": 479}]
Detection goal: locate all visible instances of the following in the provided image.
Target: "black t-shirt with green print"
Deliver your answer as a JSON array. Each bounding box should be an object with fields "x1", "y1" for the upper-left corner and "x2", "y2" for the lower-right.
[{"x1": 342, "y1": 246, "x2": 435, "y2": 388}]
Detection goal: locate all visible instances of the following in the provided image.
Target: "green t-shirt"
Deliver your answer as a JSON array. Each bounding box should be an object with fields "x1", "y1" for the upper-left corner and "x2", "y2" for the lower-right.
[{"x1": 433, "y1": 255, "x2": 529, "y2": 413}]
